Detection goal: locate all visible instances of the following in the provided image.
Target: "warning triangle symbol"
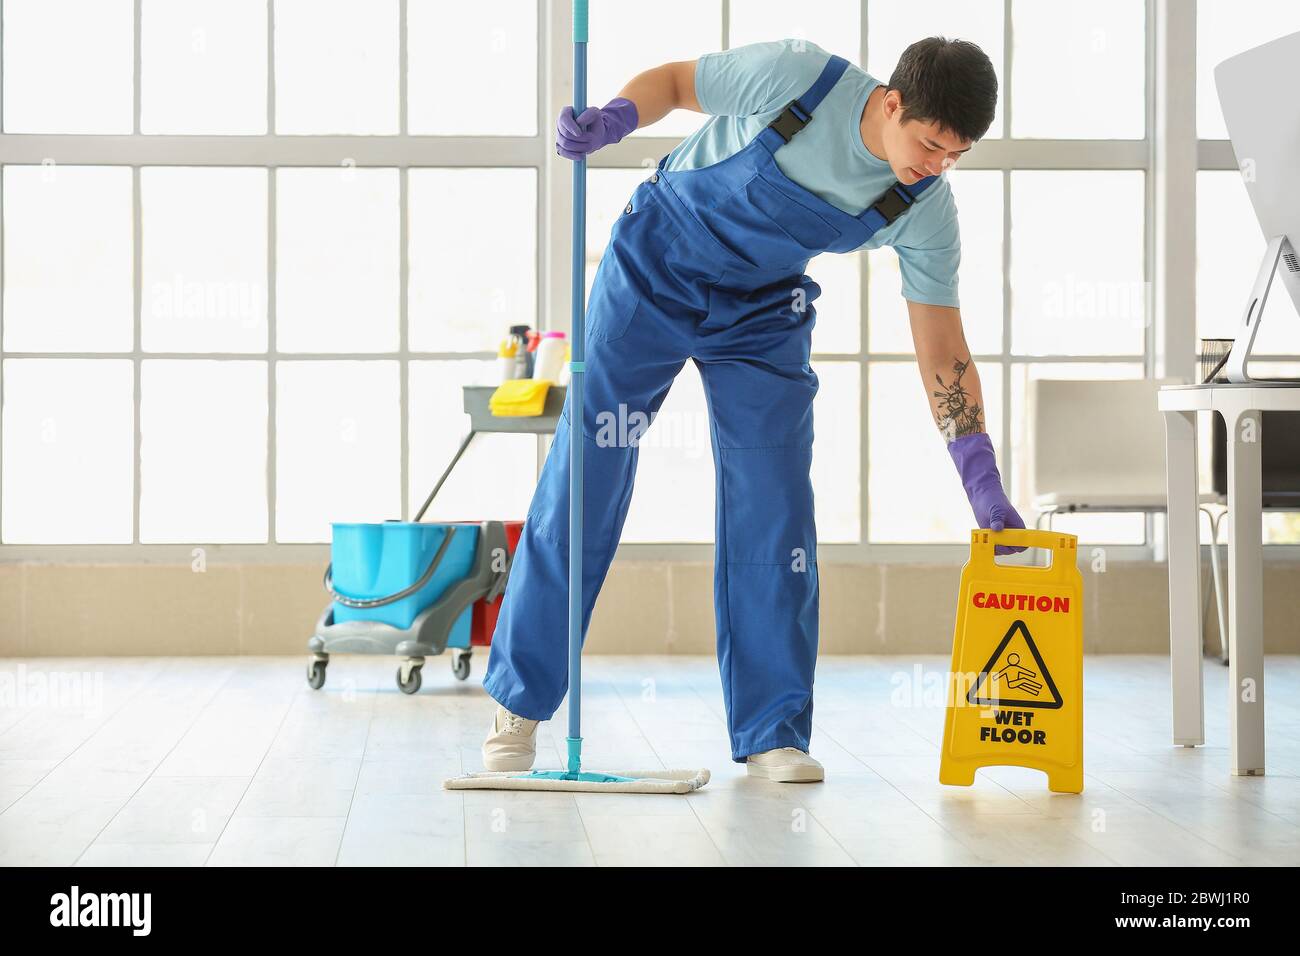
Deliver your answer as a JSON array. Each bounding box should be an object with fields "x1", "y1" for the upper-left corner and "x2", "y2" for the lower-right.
[{"x1": 966, "y1": 619, "x2": 1064, "y2": 710}]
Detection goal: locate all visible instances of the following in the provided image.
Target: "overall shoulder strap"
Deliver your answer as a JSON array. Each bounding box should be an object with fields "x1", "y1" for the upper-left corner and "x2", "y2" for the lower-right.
[
  {"x1": 760, "y1": 54, "x2": 851, "y2": 149},
  {"x1": 860, "y1": 175, "x2": 939, "y2": 237}
]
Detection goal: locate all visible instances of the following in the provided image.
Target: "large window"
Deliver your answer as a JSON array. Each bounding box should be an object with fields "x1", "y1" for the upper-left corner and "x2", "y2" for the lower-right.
[
  {"x1": 1, "y1": 0, "x2": 541, "y2": 549},
  {"x1": 1, "y1": 1, "x2": 1292, "y2": 555}
]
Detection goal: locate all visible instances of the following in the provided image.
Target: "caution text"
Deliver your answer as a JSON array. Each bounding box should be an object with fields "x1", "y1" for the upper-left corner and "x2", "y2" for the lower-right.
[{"x1": 973, "y1": 591, "x2": 1070, "y2": 614}]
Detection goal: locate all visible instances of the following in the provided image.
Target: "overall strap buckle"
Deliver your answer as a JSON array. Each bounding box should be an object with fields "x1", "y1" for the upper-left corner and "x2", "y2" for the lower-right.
[
  {"x1": 767, "y1": 100, "x2": 812, "y2": 143},
  {"x1": 871, "y1": 184, "x2": 918, "y2": 225},
  {"x1": 765, "y1": 55, "x2": 849, "y2": 145}
]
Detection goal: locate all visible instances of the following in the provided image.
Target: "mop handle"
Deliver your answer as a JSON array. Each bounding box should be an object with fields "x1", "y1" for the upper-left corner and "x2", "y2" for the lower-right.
[{"x1": 567, "y1": 0, "x2": 588, "y2": 773}]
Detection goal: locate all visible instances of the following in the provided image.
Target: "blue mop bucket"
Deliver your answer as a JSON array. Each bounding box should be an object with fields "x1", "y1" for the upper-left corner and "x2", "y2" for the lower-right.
[{"x1": 328, "y1": 522, "x2": 479, "y2": 641}]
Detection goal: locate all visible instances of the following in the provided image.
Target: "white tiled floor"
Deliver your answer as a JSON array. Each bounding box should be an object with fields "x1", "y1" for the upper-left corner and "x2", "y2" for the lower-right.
[{"x1": 0, "y1": 654, "x2": 1296, "y2": 866}]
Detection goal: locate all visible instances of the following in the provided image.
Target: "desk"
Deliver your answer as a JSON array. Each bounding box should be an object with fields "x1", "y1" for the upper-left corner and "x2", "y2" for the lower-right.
[{"x1": 1159, "y1": 382, "x2": 1300, "y2": 775}]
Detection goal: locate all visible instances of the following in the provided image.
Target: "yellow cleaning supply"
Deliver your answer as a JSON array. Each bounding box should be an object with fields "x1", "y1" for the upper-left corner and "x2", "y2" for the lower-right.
[
  {"x1": 498, "y1": 339, "x2": 519, "y2": 382},
  {"x1": 940, "y1": 528, "x2": 1084, "y2": 793},
  {"x1": 489, "y1": 378, "x2": 551, "y2": 417}
]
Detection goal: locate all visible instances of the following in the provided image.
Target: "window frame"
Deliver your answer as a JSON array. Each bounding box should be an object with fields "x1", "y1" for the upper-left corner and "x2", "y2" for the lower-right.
[
  {"x1": 3, "y1": 0, "x2": 1297, "y2": 561},
  {"x1": 0, "y1": 0, "x2": 548, "y2": 560}
]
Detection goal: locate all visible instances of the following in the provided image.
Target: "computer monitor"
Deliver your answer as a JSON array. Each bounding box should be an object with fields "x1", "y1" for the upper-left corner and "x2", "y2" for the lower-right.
[{"x1": 1214, "y1": 31, "x2": 1300, "y2": 384}]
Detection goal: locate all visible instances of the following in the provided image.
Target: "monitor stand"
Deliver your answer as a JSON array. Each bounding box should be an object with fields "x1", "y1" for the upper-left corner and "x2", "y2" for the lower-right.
[{"x1": 1223, "y1": 234, "x2": 1300, "y2": 384}]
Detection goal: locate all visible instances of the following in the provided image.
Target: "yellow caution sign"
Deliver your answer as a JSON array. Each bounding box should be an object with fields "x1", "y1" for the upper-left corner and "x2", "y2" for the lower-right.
[{"x1": 940, "y1": 529, "x2": 1084, "y2": 793}]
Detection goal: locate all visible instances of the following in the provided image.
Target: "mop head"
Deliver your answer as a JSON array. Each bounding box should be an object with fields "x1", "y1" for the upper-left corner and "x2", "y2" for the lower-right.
[{"x1": 443, "y1": 768, "x2": 710, "y2": 794}]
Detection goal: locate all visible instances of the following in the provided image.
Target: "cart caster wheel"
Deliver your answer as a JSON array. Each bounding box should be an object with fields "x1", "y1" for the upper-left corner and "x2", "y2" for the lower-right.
[
  {"x1": 396, "y1": 664, "x2": 423, "y2": 695},
  {"x1": 307, "y1": 660, "x2": 327, "y2": 690},
  {"x1": 452, "y1": 652, "x2": 472, "y2": 682}
]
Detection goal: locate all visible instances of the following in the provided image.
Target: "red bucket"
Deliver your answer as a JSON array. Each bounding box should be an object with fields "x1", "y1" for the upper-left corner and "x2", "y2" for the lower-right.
[{"x1": 468, "y1": 520, "x2": 523, "y2": 646}]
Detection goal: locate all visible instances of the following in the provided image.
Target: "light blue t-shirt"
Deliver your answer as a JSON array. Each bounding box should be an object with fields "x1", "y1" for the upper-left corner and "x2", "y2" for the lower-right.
[{"x1": 664, "y1": 39, "x2": 961, "y2": 309}]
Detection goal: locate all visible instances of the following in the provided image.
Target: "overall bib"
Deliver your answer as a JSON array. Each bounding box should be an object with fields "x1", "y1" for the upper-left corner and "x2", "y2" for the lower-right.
[{"x1": 483, "y1": 55, "x2": 936, "y2": 761}]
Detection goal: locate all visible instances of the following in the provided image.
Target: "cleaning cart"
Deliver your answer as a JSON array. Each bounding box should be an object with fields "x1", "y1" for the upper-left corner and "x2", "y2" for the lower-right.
[{"x1": 306, "y1": 384, "x2": 563, "y2": 694}]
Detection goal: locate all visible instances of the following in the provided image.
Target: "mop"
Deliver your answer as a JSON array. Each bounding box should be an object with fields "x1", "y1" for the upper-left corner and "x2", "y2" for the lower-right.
[{"x1": 444, "y1": 0, "x2": 708, "y2": 795}]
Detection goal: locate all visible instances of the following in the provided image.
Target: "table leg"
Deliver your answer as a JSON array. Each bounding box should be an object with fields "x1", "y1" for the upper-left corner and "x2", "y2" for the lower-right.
[
  {"x1": 1163, "y1": 409, "x2": 1204, "y2": 747},
  {"x1": 1225, "y1": 408, "x2": 1266, "y2": 775}
]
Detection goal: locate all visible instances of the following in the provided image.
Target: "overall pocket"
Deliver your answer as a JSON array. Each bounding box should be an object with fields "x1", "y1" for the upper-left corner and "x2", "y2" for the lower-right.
[
  {"x1": 743, "y1": 174, "x2": 843, "y2": 253},
  {"x1": 586, "y1": 188, "x2": 682, "y2": 342}
]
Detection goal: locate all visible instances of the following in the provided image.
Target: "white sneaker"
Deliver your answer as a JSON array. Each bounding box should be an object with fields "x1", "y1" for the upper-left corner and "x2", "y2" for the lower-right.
[
  {"x1": 482, "y1": 704, "x2": 540, "y2": 772},
  {"x1": 746, "y1": 747, "x2": 825, "y2": 782}
]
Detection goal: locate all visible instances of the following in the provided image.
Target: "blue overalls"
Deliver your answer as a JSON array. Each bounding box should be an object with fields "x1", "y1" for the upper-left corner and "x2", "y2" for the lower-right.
[{"x1": 483, "y1": 55, "x2": 936, "y2": 762}]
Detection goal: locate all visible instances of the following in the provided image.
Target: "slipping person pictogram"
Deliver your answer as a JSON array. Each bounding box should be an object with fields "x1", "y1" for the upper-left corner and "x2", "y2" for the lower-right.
[
  {"x1": 994, "y1": 653, "x2": 1043, "y2": 696},
  {"x1": 967, "y1": 619, "x2": 1063, "y2": 710}
]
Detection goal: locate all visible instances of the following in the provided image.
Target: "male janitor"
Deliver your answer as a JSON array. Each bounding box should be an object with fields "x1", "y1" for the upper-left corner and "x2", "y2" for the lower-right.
[{"x1": 483, "y1": 37, "x2": 1026, "y2": 782}]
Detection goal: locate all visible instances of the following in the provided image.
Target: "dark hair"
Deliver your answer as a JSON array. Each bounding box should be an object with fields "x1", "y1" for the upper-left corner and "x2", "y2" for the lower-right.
[{"x1": 886, "y1": 37, "x2": 998, "y2": 143}]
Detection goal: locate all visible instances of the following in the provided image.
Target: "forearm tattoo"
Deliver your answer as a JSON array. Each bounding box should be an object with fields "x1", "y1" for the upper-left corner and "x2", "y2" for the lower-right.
[{"x1": 933, "y1": 358, "x2": 984, "y2": 443}]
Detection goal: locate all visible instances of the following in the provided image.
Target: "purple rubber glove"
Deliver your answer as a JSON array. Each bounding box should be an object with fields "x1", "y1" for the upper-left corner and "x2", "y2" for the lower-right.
[
  {"x1": 556, "y1": 97, "x2": 639, "y2": 160},
  {"x1": 947, "y1": 432, "x2": 1027, "y2": 555}
]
